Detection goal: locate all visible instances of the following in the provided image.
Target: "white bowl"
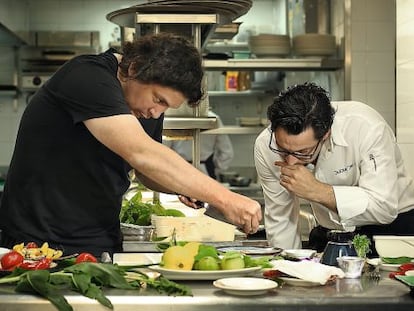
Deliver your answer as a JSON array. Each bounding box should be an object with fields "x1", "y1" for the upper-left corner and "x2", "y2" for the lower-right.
[{"x1": 373, "y1": 235, "x2": 414, "y2": 258}]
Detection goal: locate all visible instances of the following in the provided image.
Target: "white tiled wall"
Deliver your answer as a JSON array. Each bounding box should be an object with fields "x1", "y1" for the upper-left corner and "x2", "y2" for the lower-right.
[
  {"x1": 396, "y1": 0, "x2": 414, "y2": 178},
  {"x1": 349, "y1": 0, "x2": 396, "y2": 131}
]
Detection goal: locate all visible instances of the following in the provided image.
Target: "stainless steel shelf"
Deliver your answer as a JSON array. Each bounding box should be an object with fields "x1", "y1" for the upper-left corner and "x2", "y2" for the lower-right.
[
  {"x1": 203, "y1": 57, "x2": 343, "y2": 71},
  {"x1": 208, "y1": 90, "x2": 268, "y2": 97},
  {"x1": 163, "y1": 117, "x2": 217, "y2": 130},
  {"x1": 202, "y1": 125, "x2": 264, "y2": 135}
]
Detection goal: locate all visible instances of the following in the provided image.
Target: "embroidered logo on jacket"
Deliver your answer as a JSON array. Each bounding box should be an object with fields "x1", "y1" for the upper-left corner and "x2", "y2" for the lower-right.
[{"x1": 334, "y1": 164, "x2": 354, "y2": 175}]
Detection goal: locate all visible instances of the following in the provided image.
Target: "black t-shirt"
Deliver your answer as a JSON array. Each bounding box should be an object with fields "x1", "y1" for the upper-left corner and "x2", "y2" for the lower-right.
[{"x1": 0, "y1": 49, "x2": 164, "y2": 256}]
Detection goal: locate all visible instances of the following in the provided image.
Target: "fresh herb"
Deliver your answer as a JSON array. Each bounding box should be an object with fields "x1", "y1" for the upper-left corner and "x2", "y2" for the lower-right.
[
  {"x1": 0, "y1": 262, "x2": 192, "y2": 311},
  {"x1": 352, "y1": 234, "x2": 371, "y2": 258},
  {"x1": 120, "y1": 191, "x2": 184, "y2": 226}
]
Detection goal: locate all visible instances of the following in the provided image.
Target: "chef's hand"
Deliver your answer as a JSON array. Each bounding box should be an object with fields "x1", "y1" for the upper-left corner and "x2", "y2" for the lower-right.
[
  {"x1": 177, "y1": 195, "x2": 205, "y2": 209},
  {"x1": 275, "y1": 161, "x2": 319, "y2": 199},
  {"x1": 219, "y1": 194, "x2": 262, "y2": 235}
]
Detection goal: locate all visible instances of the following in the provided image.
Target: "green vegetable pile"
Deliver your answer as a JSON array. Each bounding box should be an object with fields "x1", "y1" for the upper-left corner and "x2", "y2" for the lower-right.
[
  {"x1": 120, "y1": 191, "x2": 185, "y2": 226},
  {"x1": 0, "y1": 261, "x2": 191, "y2": 311}
]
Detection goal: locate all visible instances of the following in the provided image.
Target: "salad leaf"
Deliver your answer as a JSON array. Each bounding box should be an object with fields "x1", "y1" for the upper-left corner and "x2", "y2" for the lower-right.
[{"x1": 381, "y1": 256, "x2": 414, "y2": 264}]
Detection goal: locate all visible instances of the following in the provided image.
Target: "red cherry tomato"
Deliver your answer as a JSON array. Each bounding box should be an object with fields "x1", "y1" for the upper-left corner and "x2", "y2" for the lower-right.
[
  {"x1": 389, "y1": 271, "x2": 405, "y2": 279},
  {"x1": 75, "y1": 253, "x2": 98, "y2": 264},
  {"x1": 1, "y1": 251, "x2": 24, "y2": 270},
  {"x1": 263, "y1": 269, "x2": 283, "y2": 279},
  {"x1": 26, "y1": 242, "x2": 38, "y2": 249}
]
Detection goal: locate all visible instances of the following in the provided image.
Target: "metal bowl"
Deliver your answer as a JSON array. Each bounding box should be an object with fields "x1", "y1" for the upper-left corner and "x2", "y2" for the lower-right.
[{"x1": 121, "y1": 223, "x2": 155, "y2": 241}]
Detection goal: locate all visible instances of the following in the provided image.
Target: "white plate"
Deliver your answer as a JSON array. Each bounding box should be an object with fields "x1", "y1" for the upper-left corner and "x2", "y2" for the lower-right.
[
  {"x1": 380, "y1": 263, "x2": 401, "y2": 271},
  {"x1": 278, "y1": 276, "x2": 321, "y2": 287},
  {"x1": 366, "y1": 258, "x2": 401, "y2": 271},
  {"x1": 0, "y1": 248, "x2": 10, "y2": 259},
  {"x1": 217, "y1": 246, "x2": 281, "y2": 256},
  {"x1": 213, "y1": 277, "x2": 278, "y2": 296},
  {"x1": 282, "y1": 249, "x2": 316, "y2": 259},
  {"x1": 149, "y1": 265, "x2": 261, "y2": 280}
]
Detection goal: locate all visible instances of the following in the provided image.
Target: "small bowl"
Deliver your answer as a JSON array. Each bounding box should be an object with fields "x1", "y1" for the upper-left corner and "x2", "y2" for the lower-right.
[
  {"x1": 337, "y1": 256, "x2": 365, "y2": 278},
  {"x1": 229, "y1": 176, "x2": 252, "y2": 187}
]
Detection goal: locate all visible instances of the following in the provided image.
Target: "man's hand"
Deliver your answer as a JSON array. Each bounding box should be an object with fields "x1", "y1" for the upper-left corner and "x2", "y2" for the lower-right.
[
  {"x1": 275, "y1": 161, "x2": 337, "y2": 212},
  {"x1": 177, "y1": 195, "x2": 205, "y2": 209}
]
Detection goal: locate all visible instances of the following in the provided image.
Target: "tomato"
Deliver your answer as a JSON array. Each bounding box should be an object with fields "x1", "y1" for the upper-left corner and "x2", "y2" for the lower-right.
[
  {"x1": 399, "y1": 263, "x2": 414, "y2": 272},
  {"x1": 263, "y1": 269, "x2": 283, "y2": 279},
  {"x1": 20, "y1": 258, "x2": 52, "y2": 270},
  {"x1": 1, "y1": 251, "x2": 24, "y2": 270},
  {"x1": 26, "y1": 242, "x2": 38, "y2": 249},
  {"x1": 389, "y1": 271, "x2": 405, "y2": 279},
  {"x1": 75, "y1": 253, "x2": 98, "y2": 264}
]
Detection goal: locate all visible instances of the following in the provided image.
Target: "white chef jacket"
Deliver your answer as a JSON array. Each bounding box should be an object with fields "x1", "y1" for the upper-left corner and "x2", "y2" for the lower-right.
[
  {"x1": 254, "y1": 101, "x2": 414, "y2": 249},
  {"x1": 164, "y1": 111, "x2": 234, "y2": 177}
]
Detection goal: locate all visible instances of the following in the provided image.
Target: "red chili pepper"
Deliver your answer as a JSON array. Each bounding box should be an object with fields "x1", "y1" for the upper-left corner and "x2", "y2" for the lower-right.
[
  {"x1": 20, "y1": 258, "x2": 52, "y2": 270},
  {"x1": 75, "y1": 253, "x2": 98, "y2": 264}
]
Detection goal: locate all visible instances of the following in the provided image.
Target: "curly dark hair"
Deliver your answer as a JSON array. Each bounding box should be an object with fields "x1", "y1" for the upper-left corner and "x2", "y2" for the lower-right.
[
  {"x1": 267, "y1": 82, "x2": 335, "y2": 140},
  {"x1": 118, "y1": 32, "x2": 204, "y2": 106}
]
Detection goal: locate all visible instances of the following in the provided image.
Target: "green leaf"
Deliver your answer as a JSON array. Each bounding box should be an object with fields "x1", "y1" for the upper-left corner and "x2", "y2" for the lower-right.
[
  {"x1": 194, "y1": 245, "x2": 219, "y2": 261},
  {"x1": 381, "y1": 256, "x2": 414, "y2": 264},
  {"x1": 64, "y1": 263, "x2": 133, "y2": 289},
  {"x1": 244, "y1": 255, "x2": 273, "y2": 268},
  {"x1": 15, "y1": 270, "x2": 73, "y2": 311}
]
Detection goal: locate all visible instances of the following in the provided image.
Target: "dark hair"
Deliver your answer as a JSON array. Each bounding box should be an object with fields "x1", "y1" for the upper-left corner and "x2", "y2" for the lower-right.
[
  {"x1": 267, "y1": 82, "x2": 335, "y2": 139},
  {"x1": 118, "y1": 33, "x2": 204, "y2": 106}
]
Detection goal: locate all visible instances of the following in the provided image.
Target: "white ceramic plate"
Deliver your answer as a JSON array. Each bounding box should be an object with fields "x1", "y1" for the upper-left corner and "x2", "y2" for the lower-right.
[
  {"x1": 366, "y1": 258, "x2": 402, "y2": 271},
  {"x1": 282, "y1": 249, "x2": 316, "y2": 260},
  {"x1": 213, "y1": 277, "x2": 278, "y2": 296},
  {"x1": 149, "y1": 265, "x2": 261, "y2": 280},
  {"x1": 217, "y1": 246, "x2": 282, "y2": 256},
  {"x1": 0, "y1": 248, "x2": 10, "y2": 260},
  {"x1": 278, "y1": 276, "x2": 321, "y2": 287}
]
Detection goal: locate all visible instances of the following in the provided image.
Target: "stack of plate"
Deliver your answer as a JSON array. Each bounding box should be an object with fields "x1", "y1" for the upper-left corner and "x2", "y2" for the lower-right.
[
  {"x1": 292, "y1": 34, "x2": 336, "y2": 57},
  {"x1": 248, "y1": 34, "x2": 291, "y2": 58}
]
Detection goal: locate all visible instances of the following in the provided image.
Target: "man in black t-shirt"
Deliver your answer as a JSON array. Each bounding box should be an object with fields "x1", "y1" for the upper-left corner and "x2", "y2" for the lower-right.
[{"x1": 0, "y1": 33, "x2": 262, "y2": 256}]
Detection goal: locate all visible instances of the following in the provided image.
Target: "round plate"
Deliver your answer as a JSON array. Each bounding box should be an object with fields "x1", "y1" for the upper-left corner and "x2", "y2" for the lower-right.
[
  {"x1": 217, "y1": 246, "x2": 282, "y2": 256},
  {"x1": 366, "y1": 258, "x2": 400, "y2": 271},
  {"x1": 149, "y1": 265, "x2": 261, "y2": 280},
  {"x1": 278, "y1": 276, "x2": 321, "y2": 287},
  {"x1": 213, "y1": 277, "x2": 278, "y2": 296},
  {"x1": 282, "y1": 249, "x2": 316, "y2": 259}
]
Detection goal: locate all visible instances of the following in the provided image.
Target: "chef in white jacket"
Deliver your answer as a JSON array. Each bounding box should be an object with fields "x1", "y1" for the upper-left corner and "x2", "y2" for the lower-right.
[
  {"x1": 165, "y1": 110, "x2": 234, "y2": 179},
  {"x1": 254, "y1": 82, "x2": 414, "y2": 254}
]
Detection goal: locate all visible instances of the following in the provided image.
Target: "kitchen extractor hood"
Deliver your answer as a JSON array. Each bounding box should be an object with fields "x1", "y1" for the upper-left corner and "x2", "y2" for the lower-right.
[{"x1": 0, "y1": 22, "x2": 27, "y2": 46}]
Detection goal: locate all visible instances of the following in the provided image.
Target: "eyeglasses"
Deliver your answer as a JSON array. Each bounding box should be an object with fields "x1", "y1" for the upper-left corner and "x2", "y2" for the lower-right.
[{"x1": 268, "y1": 131, "x2": 322, "y2": 161}]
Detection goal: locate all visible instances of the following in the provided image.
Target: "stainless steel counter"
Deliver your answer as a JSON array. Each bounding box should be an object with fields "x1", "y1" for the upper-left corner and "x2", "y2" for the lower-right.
[{"x1": 0, "y1": 272, "x2": 412, "y2": 311}]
